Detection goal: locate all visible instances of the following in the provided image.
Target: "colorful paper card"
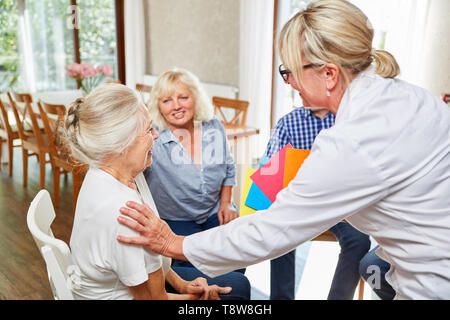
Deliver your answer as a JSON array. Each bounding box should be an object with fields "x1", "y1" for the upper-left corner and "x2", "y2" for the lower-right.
[
  {"x1": 239, "y1": 168, "x2": 257, "y2": 216},
  {"x1": 244, "y1": 182, "x2": 272, "y2": 210},
  {"x1": 283, "y1": 148, "x2": 311, "y2": 187},
  {"x1": 250, "y1": 143, "x2": 293, "y2": 202},
  {"x1": 260, "y1": 157, "x2": 269, "y2": 167}
]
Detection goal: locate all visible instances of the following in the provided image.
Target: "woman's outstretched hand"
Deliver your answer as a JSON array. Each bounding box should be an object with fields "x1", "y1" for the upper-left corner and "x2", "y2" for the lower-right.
[
  {"x1": 183, "y1": 277, "x2": 232, "y2": 300},
  {"x1": 117, "y1": 201, "x2": 186, "y2": 260}
]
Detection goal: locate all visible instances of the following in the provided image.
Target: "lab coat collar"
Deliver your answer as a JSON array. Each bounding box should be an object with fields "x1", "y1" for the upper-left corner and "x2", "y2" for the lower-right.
[{"x1": 335, "y1": 65, "x2": 378, "y2": 122}]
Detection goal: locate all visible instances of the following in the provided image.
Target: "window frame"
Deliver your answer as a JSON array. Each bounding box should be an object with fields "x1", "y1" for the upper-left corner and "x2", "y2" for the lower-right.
[
  {"x1": 71, "y1": 0, "x2": 125, "y2": 86},
  {"x1": 13, "y1": 0, "x2": 126, "y2": 90}
]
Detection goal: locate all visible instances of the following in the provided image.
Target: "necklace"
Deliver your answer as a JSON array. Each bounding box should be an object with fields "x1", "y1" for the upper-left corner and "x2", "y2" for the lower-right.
[{"x1": 100, "y1": 166, "x2": 136, "y2": 190}]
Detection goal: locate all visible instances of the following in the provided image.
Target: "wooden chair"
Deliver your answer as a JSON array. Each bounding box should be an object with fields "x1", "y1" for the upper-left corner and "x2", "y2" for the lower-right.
[
  {"x1": 312, "y1": 229, "x2": 366, "y2": 300},
  {"x1": 39, "y1": 101, "x2": 65, "y2": 128},
  {"x1": 212, "y1": 96, "x2": 249, "y2": 126},
  {"x1": 312, "y1": 229, "x2": 337, "y2": 242},
  {"x1": 7, "y1": 92, "x2": 50, "y2": 189},
  {"x1": 135, "y1": 83, "x2": 152, "y2": 93},
  {"x1": 135, "y1": 83, "x2": 152, "y2": 105},
  {"x1": 104, "y1": 79, "x2": 121, "y2": 84},
  {"x1": 37, "y1": 101, "x2": 88, "y2": 214},
  {"x1": 0, "y1": 97, "x2": 23, "y2": 176}
]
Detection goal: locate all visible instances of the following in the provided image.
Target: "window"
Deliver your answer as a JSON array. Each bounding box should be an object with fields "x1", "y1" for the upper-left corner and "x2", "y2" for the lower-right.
[
  {"x1": 0, "y1": 0, "x2": 119, "y2": 93},
  {"x1": 0, "y1": 0, "x2": 20, "y2": 92},
  {"x1": 272, "y1": 0, "x2": 318, "y2": 125},
  {"x1": 77, "y1": 0, "x2": 117, "y2": 76},
  {"x1": 25, "y1": 0, "x2": 76, "y2": 91},
  {"x1": 272, "y1": 0, "x2": 390, "y2": 125},
  {"x1": 349, "y1": 0, "x2": 389, "y2": 51},
  {"x1": 286, "y1": 0, "x2": 317, "y2": 109}
]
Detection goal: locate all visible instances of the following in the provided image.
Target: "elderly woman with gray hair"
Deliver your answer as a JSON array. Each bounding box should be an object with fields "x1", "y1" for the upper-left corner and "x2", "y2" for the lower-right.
[{"x1": 65, "y1": 84, "x2": 249, "y2": 300}]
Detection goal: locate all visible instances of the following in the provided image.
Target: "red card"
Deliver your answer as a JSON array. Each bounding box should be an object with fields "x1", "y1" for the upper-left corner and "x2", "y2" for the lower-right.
[{"x1": 250, "y1": 143, "x2": 293, "y2": 202}]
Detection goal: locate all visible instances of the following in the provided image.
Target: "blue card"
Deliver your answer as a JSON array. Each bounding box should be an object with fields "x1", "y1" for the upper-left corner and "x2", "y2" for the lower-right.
[
  {"x1": 245, "y1": 182, "x2": 272, "y2": 210},
  {"x1": 244, "y1": 157, "x2": 272, "y2": 210}
]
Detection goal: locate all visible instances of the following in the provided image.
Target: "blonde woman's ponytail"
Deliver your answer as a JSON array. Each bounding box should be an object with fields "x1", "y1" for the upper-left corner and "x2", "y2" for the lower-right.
[{"x1": 373, "y1": 49, "x2": 401, "y2": 79}]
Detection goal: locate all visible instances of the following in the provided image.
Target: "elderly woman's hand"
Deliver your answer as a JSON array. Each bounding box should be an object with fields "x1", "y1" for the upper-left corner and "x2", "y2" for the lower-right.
[
  {"x1": 117, "y1": 201, "x2": 186, "y2": 260},
  {"x1": 183, "y1": 277, "x2": 232, "y2": 300},
  {"x1": 218, "y1": 203, "x2": 239, "y2": 225}
]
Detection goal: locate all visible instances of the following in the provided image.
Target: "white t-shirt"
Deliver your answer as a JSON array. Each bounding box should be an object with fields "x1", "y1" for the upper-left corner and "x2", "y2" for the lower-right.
[{"x1": 70, "y1": 168, "x2": 171, "y2": 300}]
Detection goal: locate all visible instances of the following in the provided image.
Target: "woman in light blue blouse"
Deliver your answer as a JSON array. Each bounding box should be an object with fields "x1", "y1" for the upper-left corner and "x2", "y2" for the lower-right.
[{"x1": 145, "y1": 67, "x2": 243, "y2": 272}]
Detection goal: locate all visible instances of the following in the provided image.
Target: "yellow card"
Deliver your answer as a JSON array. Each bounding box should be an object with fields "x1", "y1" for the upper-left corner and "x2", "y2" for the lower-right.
[{"x1": 239, "y1": 168, "x2": 257, "y2": 216}]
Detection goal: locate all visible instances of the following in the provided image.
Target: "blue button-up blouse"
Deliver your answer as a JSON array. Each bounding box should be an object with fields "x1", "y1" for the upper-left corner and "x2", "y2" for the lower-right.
[{"x1": 144, "y1": 118, "x2": 236, "y2": 224}]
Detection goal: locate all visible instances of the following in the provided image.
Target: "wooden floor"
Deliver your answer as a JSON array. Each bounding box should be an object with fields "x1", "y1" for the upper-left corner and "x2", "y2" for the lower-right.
[{"x1": 0, "y1": 148, "x2": 75, "y2": 299}]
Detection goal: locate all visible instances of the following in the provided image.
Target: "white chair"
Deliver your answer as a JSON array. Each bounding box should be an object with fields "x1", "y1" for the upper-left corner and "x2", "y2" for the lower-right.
[{"x1": 27, "y1": 189, "x2": 77, "y2": 300}]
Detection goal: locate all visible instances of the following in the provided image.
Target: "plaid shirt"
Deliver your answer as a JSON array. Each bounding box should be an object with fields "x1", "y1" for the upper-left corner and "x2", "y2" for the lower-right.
[{"x1": 264, "y1": 107, "x2": 336, "y2": 159}]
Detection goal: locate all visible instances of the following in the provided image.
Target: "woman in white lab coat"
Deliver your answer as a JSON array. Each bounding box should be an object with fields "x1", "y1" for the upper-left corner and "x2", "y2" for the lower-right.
[{"x1": 116, "y1": 0, "x2": 450, "y2": 299}]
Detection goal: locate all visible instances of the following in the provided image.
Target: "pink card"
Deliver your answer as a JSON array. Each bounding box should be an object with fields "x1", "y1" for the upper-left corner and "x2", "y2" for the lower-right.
[{"x1": 250, "y1": 143, "x2": 293, "y2": 202}]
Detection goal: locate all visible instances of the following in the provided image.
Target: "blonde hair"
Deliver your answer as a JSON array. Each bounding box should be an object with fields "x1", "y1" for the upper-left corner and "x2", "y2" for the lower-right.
[
  {"x1": 278, "y1": 0, "x2": 400, "y2": 87},
  {"x1": 148, "y1": 67, "x2": 214, "y2": 131},
  {"x1": 64, "y1": 83, "x2": 149, "y2": 168}
]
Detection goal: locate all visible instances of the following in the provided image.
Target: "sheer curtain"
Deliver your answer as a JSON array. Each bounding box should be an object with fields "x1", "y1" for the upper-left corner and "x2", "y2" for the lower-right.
[
  {"x1": 17, "y1": 0, "x2": 36, "y2": 92},
  {"x1": 239, "y1": 0, "x2": 275, "y2": 158},
  {"x1": 351, "y1": 0, "x2": 450, "y2": 97},
  {"x1": 17, "y1": 0, "x2": 75, "y2": 92},
  {"x1": 124, "y1": 0, "x2": 146, "y2": 89},
  {"x1": 354, "y1": 0, "x2": 432, "y2": 86},
  {"x1": 383, "y1": 0, "x2": 450, "y2": 97},
  {"x1": 383, "y1": 0, "x2": 430, "y2": 85},
  {"x1": 272, "y1": 0, "x2": 294, "y2": 127}
]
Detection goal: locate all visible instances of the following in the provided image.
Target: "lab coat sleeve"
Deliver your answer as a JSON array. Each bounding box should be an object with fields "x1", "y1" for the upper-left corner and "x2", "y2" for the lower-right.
[{"x1": 183, "y1": 129, "x2": 389, "y2": 278}]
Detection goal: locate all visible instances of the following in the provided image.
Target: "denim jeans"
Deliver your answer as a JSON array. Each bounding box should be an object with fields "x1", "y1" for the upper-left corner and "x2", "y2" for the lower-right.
[
  {"x1": 168, "y1": 266, "x2": 251, "y2": 300},
  {"x1": 328, "y1": 222, "x2": 371, "y2": 300},
  {"x1": 359, "y1": 246, "x2": 395, "y2": 300},
  {"x1": 270, "y1": 250, "x2": 296, "y2": 299},
  {"x1": 165, "y1": 213, "x2": 246, "y2": 273},
  {"x1": 269, "y1": 222, "x2": 370, "y2": 300}
]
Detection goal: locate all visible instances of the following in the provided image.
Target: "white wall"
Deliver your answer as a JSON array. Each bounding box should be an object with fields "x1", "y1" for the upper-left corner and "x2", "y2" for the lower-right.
[
  {"x1": 418, "y1": 0, "x2": 450, "y2": 97},
  {"x1": 145, "y1": 0, "x2": 240, "y2": 87},
  {"x1": 352, "y1": 0, "x2": 450, "y2": 99}
]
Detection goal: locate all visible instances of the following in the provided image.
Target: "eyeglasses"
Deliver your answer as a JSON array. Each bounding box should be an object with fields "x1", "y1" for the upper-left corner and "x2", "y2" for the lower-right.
[{"x1": 278, "y1": 64, "x2": 317, "y2": 82}]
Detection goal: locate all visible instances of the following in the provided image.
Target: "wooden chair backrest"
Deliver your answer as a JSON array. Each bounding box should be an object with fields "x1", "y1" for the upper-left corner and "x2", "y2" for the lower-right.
[
  {"x1": 37, "y1": 101, "x2": 82, "y2": 169},
  {"x1": 0, "y1": 98, "x2": 12, "y2": 138},
  {"x1": 37, "y1": 102, "x2": 60, "y2": 159},
  {"x1": 136, "y1": 83, "x2": 152, "y2": 106},
  {"x1": 22, "y1": 97, "x2": 47, "y2": 149},
  {"x1": 212, "y1": 96, "x2": 249, "y2": 126},
  {"x1": 312, "y1": 230, "x2": 336, "y2": 242},
  {"x1": 12, "y1": 92, "x2": 33, "y2": 103},
  {"x1": 7, "y1": 92, "x2": 29, "y2": 140},
  {"x1": 104, "y1": 79, "x2": 121, "y2": 84},
  {"x1": 40, "y1": 101, "x2": 66, "y2": 130},
  {"x1": 135, "y1": 83, "x2": 152, "y2": 93}
]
